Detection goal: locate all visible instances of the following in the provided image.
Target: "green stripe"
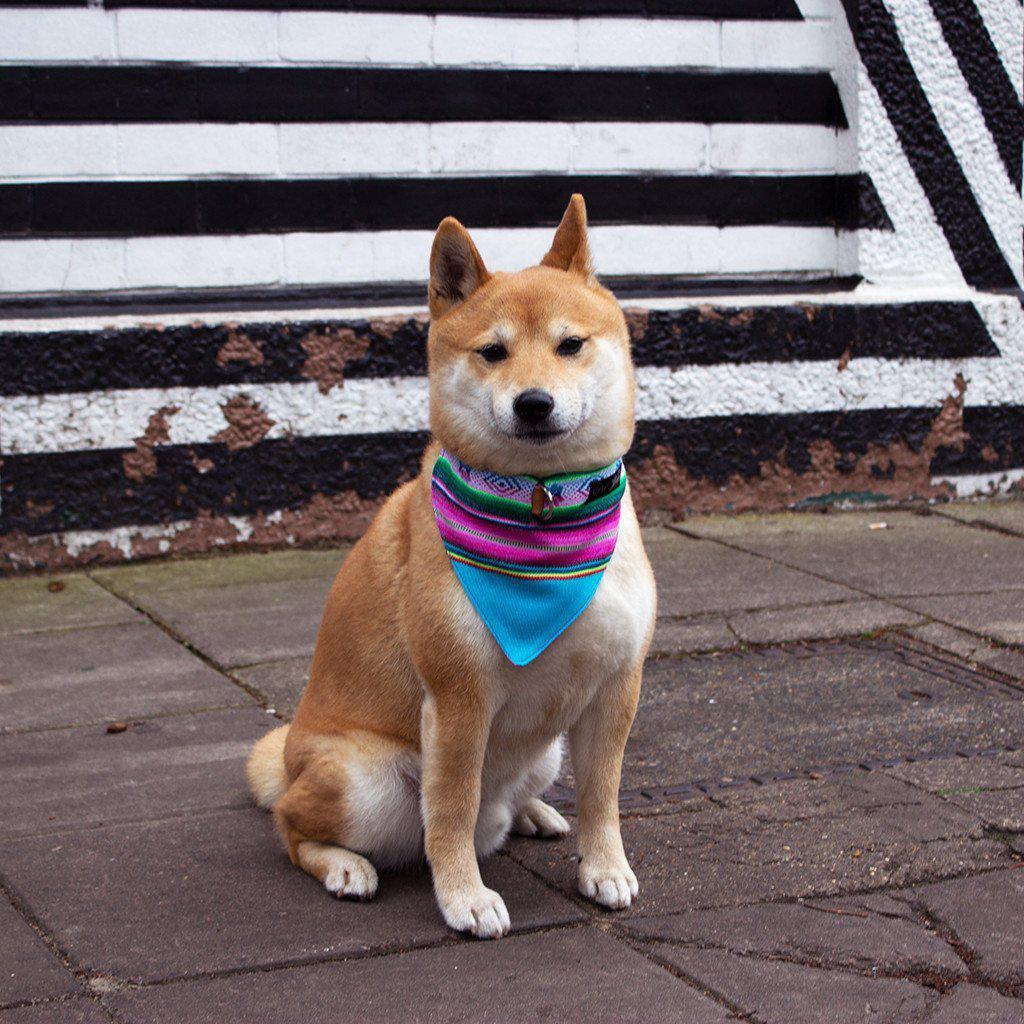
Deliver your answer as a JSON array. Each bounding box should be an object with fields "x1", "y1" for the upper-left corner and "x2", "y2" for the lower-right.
[{"x1": 434, "y1": 456, "x2": 625, "y2": 525}]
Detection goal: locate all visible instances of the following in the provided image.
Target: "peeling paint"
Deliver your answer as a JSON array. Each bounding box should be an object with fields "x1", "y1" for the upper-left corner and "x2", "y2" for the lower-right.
[
  {"x1": 629, "y1": 377, "x2": 969, "y2": 519},
  {"x1": 122, "y1": 405, "x2": 179, "y2": 482},
  {"x1": 189, "y1": 448, "x2": 214, "y2": 474},
  {"x1": 215, "y1": 328, "x2": 264, "y2": 368},
  {"x1": 1, "y1": 490, "x2": 384, "y2": 573},
  {"x1": 212, "y1": 395, "x2": 275, "y2": 452},
  {"x1": 300, "y1": 327, "x2": 372, "y2": 394}
]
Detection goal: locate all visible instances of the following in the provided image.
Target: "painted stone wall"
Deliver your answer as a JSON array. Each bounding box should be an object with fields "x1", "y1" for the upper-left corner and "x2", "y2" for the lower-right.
[{"x1": 0, "y1": 0, "x2": 1021, "y2": 571}]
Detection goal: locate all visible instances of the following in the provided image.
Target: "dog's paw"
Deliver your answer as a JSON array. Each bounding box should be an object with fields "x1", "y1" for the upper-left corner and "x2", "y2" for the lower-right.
[
  {"x1": 438, "y1": 885, "x2": 511, "y2": 940},
  {"x1": 578, "y1": 859, "x2": 638, "y2": 910},
  {"x1": 323, "y1": 851, "x2": 379, "y2": 901},
  {"x1": 513, "y1": 798, "x2": 571, "y2": 839}
]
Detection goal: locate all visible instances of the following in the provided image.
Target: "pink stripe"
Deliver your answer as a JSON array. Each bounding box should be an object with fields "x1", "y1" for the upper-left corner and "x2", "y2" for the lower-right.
[
  {"x1": 438, "y1": 518, "x2": 619, "y2": 568},
  {"x1": 433, "y1": 486, "x2": 619, "y2": 550}
]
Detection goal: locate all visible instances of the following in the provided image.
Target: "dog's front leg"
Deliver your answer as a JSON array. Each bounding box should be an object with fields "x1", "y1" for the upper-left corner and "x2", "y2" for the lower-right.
[
  {"x1": 569, "y1": 661, "x2": 642, "y2": 910},
  {"x1": 420, "y1": 693, "x2": 509, "y2": 939}
]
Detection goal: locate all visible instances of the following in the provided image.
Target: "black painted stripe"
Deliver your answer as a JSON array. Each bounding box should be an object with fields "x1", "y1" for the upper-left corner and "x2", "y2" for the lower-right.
[
  {"x1": 0, "y1": 174, "x2": 873, "y2": 239},
  {"x1": 0, "y1": 66, "x2": 847, "y2": 127},
  {"x1": 930, "y1": 405, "x2": 1024, "y2": 478},
  {"x1": 0, "y1": 301, "x2": 994, "y2": 398},
  {"x1": 0, "y1": 431, "x2": 431, "y2": 537},
  {"x1": 634, "y1": 301, "x2": 996, "y2": 367},
  {"x1": 0, "y1": 274, "x2": 865, "y2": 319},
  {"x1": 928, "y1": 0, "x2": 1024, "y2": 190},
  {"x1": 8, "y1": 0, "x2": 805, "y2": 15},
  {"x1": 852, "y1": 0, "x2": 1018, "y2": 290},
  {"x1": 6, "y1": 405, "x2": 1021, "y2": 537}
]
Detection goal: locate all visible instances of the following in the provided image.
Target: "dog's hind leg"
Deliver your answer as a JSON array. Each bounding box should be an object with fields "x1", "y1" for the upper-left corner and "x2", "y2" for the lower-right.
[
  {"x1": 270, "y1": 730, "x2": 423, "y2": 900},
  {"x1": 512, "y1": 736, "x2": 570, "y2": 840}
]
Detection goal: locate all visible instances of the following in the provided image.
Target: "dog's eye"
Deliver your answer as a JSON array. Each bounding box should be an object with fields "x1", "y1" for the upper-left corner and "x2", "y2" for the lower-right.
[
  {"x1": 557, "y1": 335, "x2": 586, "y2": 357},
  {"x1": 478, "y1": 343, "x2": 509, "y2": 363}
]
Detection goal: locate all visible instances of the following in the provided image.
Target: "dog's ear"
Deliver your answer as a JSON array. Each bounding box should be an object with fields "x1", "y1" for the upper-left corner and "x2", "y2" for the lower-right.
[
  {"x1": 429, "y1": 217, "x2": 490, "y2": 319},
  {"x1": 540, "y1": 193, "x2": 594, "y2": 281}
]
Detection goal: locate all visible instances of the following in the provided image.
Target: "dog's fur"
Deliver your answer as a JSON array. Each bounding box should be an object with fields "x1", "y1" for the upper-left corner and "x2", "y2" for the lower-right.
[{"x1": 246, "y1": 195, "x2": 656, "y2": 938}]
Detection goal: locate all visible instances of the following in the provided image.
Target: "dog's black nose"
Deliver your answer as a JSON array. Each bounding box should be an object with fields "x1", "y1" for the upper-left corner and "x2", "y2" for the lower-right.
[{"x1": 513, "y1": 389, "x2": 555, "y2": 425}]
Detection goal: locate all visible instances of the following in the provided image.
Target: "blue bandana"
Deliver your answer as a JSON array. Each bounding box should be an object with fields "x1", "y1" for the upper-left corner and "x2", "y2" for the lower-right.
[{"x1": 431, "y1": 452, "x2": 626, "y2": 665}]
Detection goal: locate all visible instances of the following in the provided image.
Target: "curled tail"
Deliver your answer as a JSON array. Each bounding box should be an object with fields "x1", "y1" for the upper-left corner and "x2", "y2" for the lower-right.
[{"x1": 246, "y1": 724, "x2": 290, "y2": 809}]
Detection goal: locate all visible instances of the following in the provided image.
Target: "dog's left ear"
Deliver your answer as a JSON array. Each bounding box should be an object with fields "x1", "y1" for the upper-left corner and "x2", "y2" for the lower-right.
[{"x1": 540, "y1": 193, "x2": 594, "y2": 281}]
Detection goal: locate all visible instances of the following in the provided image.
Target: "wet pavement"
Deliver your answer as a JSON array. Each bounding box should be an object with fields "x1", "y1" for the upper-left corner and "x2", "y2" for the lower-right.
[{"x1": 2, "y1": 502, "x2": 1023, "y2": 1023}]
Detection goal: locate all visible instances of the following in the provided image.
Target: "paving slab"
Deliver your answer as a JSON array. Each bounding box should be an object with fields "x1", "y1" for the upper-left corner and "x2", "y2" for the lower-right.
[
  {"x1": 235, "y1": 658, "x2": 310, "y2": 718},
  {"x1": 0, "y1": 576, "x2": 137, "y2": 638},
  {"x1": 644, "y1": 527, "x2": 856, "y2": 617},
  {"x1": 902, "y1": 869, "x2": 1024, "y2": 992},
  {"x1": 108, "y1": 926, "x2": 730, "y2": 1024},
  {"x1": 0, "y1": 897, "x2": 81, "y2": 1007},
  {"x1": 622, "y1": 894, "x2": 967, "y2": 980},
  {"x1": 0, "y1": 809, "x2": 584, "y2": 983},
  {"x1": 510, "y1": 772, "x2": 1011, "y2": 917},
  {"x1": 680, "y1": 510, "x2": 1024, "y2": 598},
  {"x1": 0, "y1": 1000, "x2": 112, "y2": 1024},
  {"x1": 0, "y1": 708, "x2": 275, "y2": 838},
  {"x1": 649, "y1": 614, "x2": 735, "y2": 656},
  {"x1": 899, "y1": 591, "x2": 1024, "y2": 647},
  {"x1": 938, "y1": 500, "x2": 1024, "y2": 537},
  {"x1": 91, "y1": 546, "x2": 348, "y2": 597},
  {"x1": 0, "y1": 621, "x2": 247, "y2": 733},
  {"x1": 923, "y1": 983, "x2": 1024, "y2": 1023},
  {"x1": 643, "y1": 943, "x2": 937, "y2": 1024},
  {"x1": 906, "y1": 622, "x2": 1024, "y2": 679},
  {"x1": 624, "y1": 640, "x2": 1024, "y2": 792},
  {"x1": 887, "y1": 751, "x2": 1024, "y2": 833},
  {"x1": 727, "y1": 599, "x2": 924, "y2": 645},
  {"x1": 119, "y1": 577, "x2": 333, "y2": 668}
]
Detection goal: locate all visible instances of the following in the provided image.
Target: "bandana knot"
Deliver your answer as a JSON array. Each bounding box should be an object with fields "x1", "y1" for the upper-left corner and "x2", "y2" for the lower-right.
[{"x1": 431, "y1": 450, "x2": 626, "y2": 665}]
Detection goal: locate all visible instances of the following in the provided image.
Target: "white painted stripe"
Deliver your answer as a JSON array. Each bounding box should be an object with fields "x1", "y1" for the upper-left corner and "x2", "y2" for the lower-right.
[
  {"x1": 2, "y1": 515, "x2": 276, "y2": 563},
  {"x1": 933, "y1": 468, "x2": 1024, "y2": 497},
  {"x1": 0, "y1": 379, "x2": 431, "y2": 455},
  {"x1": 3, "y1": 350, "x2": 1017, "y2": 457},
  {"x1": 1, "y1": 120, "x2": 855, "y2": 184},
  {"x1": 0, "y1": 8, "x2": 116, "y2": 62},
  {"x1": 975, "y1": 0, "x2": 1024, "y2": 102},
  {"x1": 1, "y1": 510, "x2": 323, "y2": 564},
  {"x1": 719, "y1": 19, "x2": 835, "y2": 70},
  {"x1": 0, "y1": 8, "x2": 834, "y2": 70},
  {"x1": 0, "y1": 122, "x2": 848, "y2": 180},
  {"x1": 0, "y1": 226, "x2": 838, "y2": 294},
  {"x1": 855, "y1": 71, "x2": 963, "y2": 286},
  {"x1": 890, "y1": 0, "x2": 1023, "y2": 287}
]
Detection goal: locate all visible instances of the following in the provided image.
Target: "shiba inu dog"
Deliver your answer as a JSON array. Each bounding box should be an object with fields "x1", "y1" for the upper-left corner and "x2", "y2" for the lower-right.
[{"x1": 246, "y1": 195, "x2": 656, "y2": 939}]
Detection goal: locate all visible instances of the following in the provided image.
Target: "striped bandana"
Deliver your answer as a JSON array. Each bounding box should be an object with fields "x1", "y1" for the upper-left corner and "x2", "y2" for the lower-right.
[{"x1": 431, "y1": 450, "x2": 626, "y2": 666}]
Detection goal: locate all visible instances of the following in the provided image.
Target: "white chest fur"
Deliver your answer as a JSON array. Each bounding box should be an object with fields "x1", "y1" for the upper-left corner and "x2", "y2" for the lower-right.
[{"x1": 447, "y1": 495, "x2": 656, "y2": 749}]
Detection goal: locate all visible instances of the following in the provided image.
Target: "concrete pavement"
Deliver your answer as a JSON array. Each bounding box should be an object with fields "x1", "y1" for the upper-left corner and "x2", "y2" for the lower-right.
[{"x1": 2, "y1": 503, "x2": 1023, "y2": 1023}]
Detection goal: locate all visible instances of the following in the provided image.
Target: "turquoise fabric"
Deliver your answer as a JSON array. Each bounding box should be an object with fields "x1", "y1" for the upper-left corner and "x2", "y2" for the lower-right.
[{"x1": 451, "y1": 559, "x2": 606, "y2": 666}]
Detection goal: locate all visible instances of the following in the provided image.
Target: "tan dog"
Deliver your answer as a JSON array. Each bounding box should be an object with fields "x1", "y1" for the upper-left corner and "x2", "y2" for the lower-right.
[{"x1": 246, "y1": 195, "x2": 656, "y2": 939}]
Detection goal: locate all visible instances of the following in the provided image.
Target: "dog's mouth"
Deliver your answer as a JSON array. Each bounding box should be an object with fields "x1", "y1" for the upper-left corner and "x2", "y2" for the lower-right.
[{"x1": 510, "y1": 427, "x2": 569, "y2": 444}]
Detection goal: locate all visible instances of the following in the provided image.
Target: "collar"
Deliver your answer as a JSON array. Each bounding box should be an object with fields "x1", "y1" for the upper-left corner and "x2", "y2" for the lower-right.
[{"x1": 433, "y1": 450, "x2": 626, "y2": 525}]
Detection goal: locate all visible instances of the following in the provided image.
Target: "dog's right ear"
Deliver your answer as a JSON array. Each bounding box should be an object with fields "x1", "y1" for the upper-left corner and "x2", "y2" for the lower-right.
[{"x1": 428, "y1": 217, "x2": 490, "y2": 319}]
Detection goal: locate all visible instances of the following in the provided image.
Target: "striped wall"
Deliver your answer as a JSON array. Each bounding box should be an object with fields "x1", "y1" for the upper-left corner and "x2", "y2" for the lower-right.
[
  {"x1": 0, "y1": 0, "x2": 862, "y2": 299},
  {"x1": 0, "y1": 0, "x2": 1022, "y2": 570}
]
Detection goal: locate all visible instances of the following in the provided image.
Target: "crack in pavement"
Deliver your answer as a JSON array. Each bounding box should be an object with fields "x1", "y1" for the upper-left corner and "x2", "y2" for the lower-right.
[
  {"x1": 891, "y1": 893, "x2": 1023, "y2": 1000},
  {"x1": 86, "y1": 572, "x2": 283, "y2": 717}
]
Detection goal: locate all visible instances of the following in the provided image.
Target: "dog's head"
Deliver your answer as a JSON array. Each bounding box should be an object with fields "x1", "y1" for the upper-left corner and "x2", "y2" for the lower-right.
[{"x1": 426, "y1": 195, "x2": 635, "y2": 476}]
